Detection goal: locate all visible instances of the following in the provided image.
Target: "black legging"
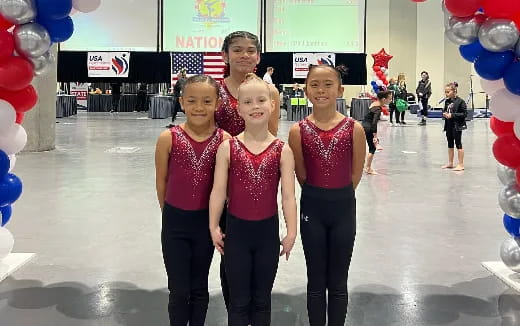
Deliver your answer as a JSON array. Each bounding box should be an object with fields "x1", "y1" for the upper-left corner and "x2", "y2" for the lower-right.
[
  {"x1": 300, "y1": 183, "x2": 356, "y2": 326},
  {"x1": 446, "y1": 127, "x2": 463, "y2": 149},
  {"x1": 225, "y1": 214, "x2": 280, "y2": 326},
  {"x1": 365, "y1": 130, "x2": 376, "y2": 154},
  {"x1": 420, "y1": 97, "x2": 429, "y2": 118},
  {"x1": 389, "y1": 103, "x2": 398, "y2": 123},
  {"x1": 111, "y1": 94, "x2": 120, "y2": 112},
  {"x1": 136, "y1": 92, "x2": 147, "y2": 111},
  {"x1": 161, "y1": 203, "x2": 215, "y2": 326}
]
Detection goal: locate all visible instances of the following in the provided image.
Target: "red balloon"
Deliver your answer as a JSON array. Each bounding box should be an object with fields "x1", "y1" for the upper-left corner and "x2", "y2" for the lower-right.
[
  {"x1": 382, "y1": 106, "x2": 389, "y2": 115},
  {"x1": 0, "y1": 57, "x2": 34, "y2": 91},
  {"x1": 384, "y1": 80, "x2": 389, "y2": 85},
  {"x1": 373, "y1": 65, "x2": 381, "y2": 72},
  {"x1": 445, "y1": 0, "x2": 482, "y2": 17},
  {"x1": 376, "y1": 71, "x2": 384, "y2": 78},
  {"x1": 371, "y1": 49, "x2": 393, "y2": 68},
  {"x1": 511, "y1": 11, "x2": 520, "y2": 29},
  {"x1": 490, "y1": 116, "x2": 514, "y2": 136},
  {"x1": 0, "y1": 30, "x2": 14, "y2": 59},
  {"x1": 493, "y1": 134, "x2": 520, "y2": 168},
  {"x1": 15, "y1": 112, "x2": 24, "y2": 124},
  {"x1": 0, "y1": 85, "x2": 38, "y2": 113},
  {"x1": 482, "y1": 0, "x2": 520, "y2": 18},
  {"x1": 0, "y1": 14, "x2": 13, "y2": 30}
]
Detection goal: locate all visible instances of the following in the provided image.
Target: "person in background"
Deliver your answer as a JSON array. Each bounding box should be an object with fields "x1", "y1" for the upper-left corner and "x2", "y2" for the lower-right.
[
  {"x1": 442, "y1": 82, "x2": 467, "y2": 171},
  {"x1": 362, "y1": 91, "x2": 393, "y2": 175},
  {"x1": 167, "y1": 69, "x2": 187, "y2": 127},
  {"x1": 110, "y1": 82, "x2": 122, "y2": 113},
  {"x1": 396, "y1": 73, "x2": 408, "y2": 124},
  {"x1": 387, "y1": 78, "x2": 399, "y2": 125},
  {"x1": 291, "y1": 83, "x2": 304, "y2": 98},
  {"x1": 416, "y1": 71, "x2": 431, "y2": 126},
  {"x1": 263, "y1": 67, "x2": 274, "y2": 84},
  {"x1": 136, "y1": 83, "x2": 148, "y2": 112}
]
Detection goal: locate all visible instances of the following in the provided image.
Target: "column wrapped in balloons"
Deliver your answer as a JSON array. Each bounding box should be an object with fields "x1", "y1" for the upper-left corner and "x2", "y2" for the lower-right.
[
  {"x1": 0, "y1": 0, "x2": 77, "y2": 261},
  {"x1": 443, "y1": 0, "x2": 520, "y2": 273}
]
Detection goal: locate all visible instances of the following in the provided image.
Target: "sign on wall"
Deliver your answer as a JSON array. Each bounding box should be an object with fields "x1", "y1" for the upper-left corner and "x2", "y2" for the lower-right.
[
  {"x1": 293, "y1": 53, "x2": 336, "y2": 79},
  {"x1": 87, "y1": 52, "x2": 131, "y2": 78},
  {"x1": 69, "y1": 83, "x2": 89, "y2": 108}
]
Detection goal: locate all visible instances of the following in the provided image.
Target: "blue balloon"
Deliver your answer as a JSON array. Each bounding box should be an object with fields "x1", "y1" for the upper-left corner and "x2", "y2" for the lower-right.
[
  {"x1": 0, "y1": 205, "x2": 12, "y2": 227},
  {"x1": 0, "y1": 150, "x2": 9, "y2": 178},
  {"x1": 38, "y1": 16, "x2": 74, "y2": 43},
  {"x1": 474, "y1": 50, "x2": 515, "y2": 81},
  {"x1": 0, "y1": 174, "x2": 22, "y2": 207},
  {"x1": 371, "y1": 81, "x2": 377, "y2": 86},
  {"x1": 504, "y1": 214, "x2": 520, "y2": 237},
  {"x1": 35, "y1": 0, "x2": 72, "y2": 21},
  {"x1": 459, "y1": 40, "x2": 485, "y2": 63},
  {"x1": 503, "y1": 62, "x2": 520, "y2": 96}
]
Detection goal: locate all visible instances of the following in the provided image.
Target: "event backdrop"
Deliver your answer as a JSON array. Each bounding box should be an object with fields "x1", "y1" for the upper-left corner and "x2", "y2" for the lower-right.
[
  {"x1": 265, "y1": 0, "x2": 366, "y2": 53},
  {"x1": 61, "y1": 0, "x2": 158, "y2": 51},
  {"x1": 163, "y1": 0, "x2": 261, "y2": 52}
]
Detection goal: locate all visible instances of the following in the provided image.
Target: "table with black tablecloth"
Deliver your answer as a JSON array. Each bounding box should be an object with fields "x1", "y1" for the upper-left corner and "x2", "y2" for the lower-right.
[
  {"x1": 56, "y1": 95, "x2": 77, "y2": 118},
  {"x1": 87, "y1": 94, "x2": 141, "y2": 112},
  {"x1": 148, "y1": 95, "x2": 174, "y2": 119},
  {"x1": 350, "y1": 98, "x2": 372, "y2": 121}
]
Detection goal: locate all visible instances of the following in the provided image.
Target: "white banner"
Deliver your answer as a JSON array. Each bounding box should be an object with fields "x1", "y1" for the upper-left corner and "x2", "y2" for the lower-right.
[
  {"x1": 87, "y1": 52, "x2": 131, "y2": 78},
  {"x1": 70, "y1": 83, "x2": 89, "y2": 108},
  {"x1": 292, "y1": 53, "x2": 336, "y2": 79}
]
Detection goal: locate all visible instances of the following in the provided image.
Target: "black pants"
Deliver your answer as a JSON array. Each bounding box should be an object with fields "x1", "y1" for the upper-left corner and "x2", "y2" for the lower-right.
[
  {"x1": 389, "y1": 103, "x2": 398, "y2": 123},
  {"x1": 136, "y1": 92, "x2": 147, "y2": 111},
  {"x1": 300, "y1": 183, "x2": 356, "y2": 326},
  {"x1": 161, "y1": 203, "x2": 214, "y2": 326},
  {"x1": 420, "y1": 97, "x2": 429, "y2": 118},
  {"x1": 225, "y1": 214, "x2": 280, "y2": 326},
  {"x1": 111, "y1": 94, "x2": 120, "y2": 112},
  {"x1": 365, "y1": 130, "x2": 376, "y2": 154},
  {"x1": 172, "y1": 97, "x2": 182, "y2": 122},
  {"x1": 446, "y1": 127, "x2": 463, "y2": 149}
]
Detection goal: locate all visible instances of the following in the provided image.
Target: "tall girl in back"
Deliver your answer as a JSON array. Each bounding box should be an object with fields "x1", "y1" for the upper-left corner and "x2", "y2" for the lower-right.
[
  {"x1": 209, "y1": 74, "x2": 297, "y2": 326},
  {"x1": 289, "y1": 65, "x2": 366, "y2": 326},
  {"x1": 155, "y1": 75, "x2": 230, "y2": 326}
]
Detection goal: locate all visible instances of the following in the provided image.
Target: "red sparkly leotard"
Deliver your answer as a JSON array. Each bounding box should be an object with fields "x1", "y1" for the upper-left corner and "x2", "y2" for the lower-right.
[
  {"x1": 215, "y1": 80, "x2": 245, "y2": 136},
  {"x1": 165, "y1": 126, "x2": 224, "y2": 211},
  {"x1": 228, "y1": 137, "x2": 284, "y2": 221},
  {"x1": 299, "y1": 117, "x2": 355, "y2": 189}
]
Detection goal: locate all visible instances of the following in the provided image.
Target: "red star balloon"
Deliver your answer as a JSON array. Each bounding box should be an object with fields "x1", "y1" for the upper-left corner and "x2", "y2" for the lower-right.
[{"x1": 371, "y1": 48, "x2": 393, "y2": 68}]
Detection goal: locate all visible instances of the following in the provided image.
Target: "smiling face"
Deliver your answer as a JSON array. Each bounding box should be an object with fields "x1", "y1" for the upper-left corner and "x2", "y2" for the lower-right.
[
  {"x1": 237, "y1": 81, "x2": 273, "y2": 126},
  {"x1": 304, "y1": 66, "x2": 344, "y2": 110},
  {"x1": 222, "y1": 37, "x2": 260, "y2": 75},
  {"x1": 180, "y1": 82, "x2": 219, "y2": 127}
]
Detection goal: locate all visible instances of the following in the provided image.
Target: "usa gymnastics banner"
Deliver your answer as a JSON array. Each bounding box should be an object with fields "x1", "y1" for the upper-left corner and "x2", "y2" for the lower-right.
[
  {"x1": 293, "y1": 53, "x2": 336, "y2": 79},
  {"x1": 87, "y1": 52, "x2": 131, "y2": 78}
]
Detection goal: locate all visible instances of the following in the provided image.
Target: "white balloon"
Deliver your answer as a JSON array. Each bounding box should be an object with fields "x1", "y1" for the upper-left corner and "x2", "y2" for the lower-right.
[
  {"x1": 384, "y1": 70, "x2": 389, "y2": 76},
  {"x1": 0, "y1": 124, "x2": 27, "y2": 155},
  {"x1": 0, "y1": 228, "x2": 14, "y2": 261},
  {"x1": 0, "y1": 100, "x2": 16, "y2": 136},
  {"x1": 515, "y1": 118, "x2": 520, "y2": 140},
  {"x1": 480, "y1": 78, "x2": 505, "y2": 94},
  {"x1": 8, "y1": 154, "x2": 16, "y2": 173},
  {"x1": 376, "y1": 80, "x2": 384, "y2": 86},
  {"x1": 489, "y1": 89, "x2": 520, "y2": 122},
  {"x1": 72, "y1": 0, "x2": 101, "y2": 13},
  {"x1": 380, "y1": 67, "x2": 386, "y2": 72}
]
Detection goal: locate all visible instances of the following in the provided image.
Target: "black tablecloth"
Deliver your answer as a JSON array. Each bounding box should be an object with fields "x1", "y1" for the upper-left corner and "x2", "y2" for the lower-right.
[
  {"x1": 149, "y1": 95, "x2": 174, "y2": 119},
  {"x1": 56, "y1": 95, "x2": 77, "y2": 118},
  {"x1": 350, "y1": 98, "x2": 372, "y2": 121},
  {"x1": 286, "y1": 98, "x2": 347, "y2": 121},
  {"x1": 87, "y1": 94, "x2": 141, "y2": 112}
]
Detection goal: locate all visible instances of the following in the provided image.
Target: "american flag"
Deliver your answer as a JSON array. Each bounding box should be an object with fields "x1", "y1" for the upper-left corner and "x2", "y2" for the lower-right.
[{"x1": 171, "y1": 52, "x2": 225, "y2": 85}]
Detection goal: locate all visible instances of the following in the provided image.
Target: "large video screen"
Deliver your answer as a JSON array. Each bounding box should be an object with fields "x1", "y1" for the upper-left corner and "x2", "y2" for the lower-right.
[
  {"x1": 265, "y1": 0, "x2": 365, "y2": 53},
  {"x1": 61, "y1": 0, "x2": 158, "y2": 51},
  {"x1": 163, "y1": 0, "x2": 261, "y2": 52}
]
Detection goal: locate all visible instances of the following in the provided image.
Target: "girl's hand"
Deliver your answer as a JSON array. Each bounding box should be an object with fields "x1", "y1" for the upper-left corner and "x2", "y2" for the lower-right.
[
  {"x1": 280, "y1": 234, "x2": 296, "y2": 261},
  {"x1": 211, "y1": 227, "x2": 225, "y2": 255}
]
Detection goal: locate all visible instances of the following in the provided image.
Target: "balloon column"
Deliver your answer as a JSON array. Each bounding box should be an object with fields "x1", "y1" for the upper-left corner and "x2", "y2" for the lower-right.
[
  {"x1": 0, "y1": 0, "x2": 78, "y2": 261},
  {"x1": 443, "y1": 0, "x2": 520, "y2": 273},
  {"x1": 370, "y1": 48, "x2": 393, "y2": 94}
]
